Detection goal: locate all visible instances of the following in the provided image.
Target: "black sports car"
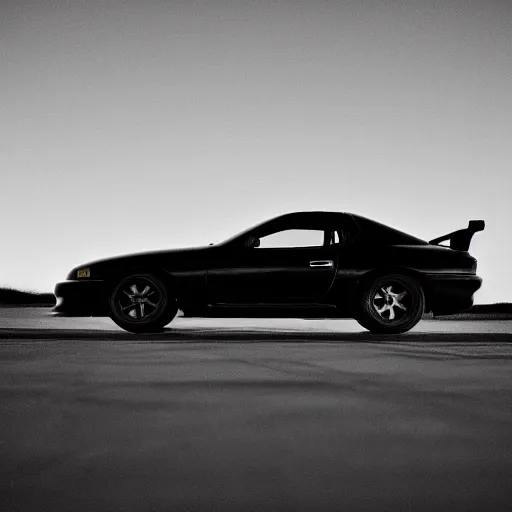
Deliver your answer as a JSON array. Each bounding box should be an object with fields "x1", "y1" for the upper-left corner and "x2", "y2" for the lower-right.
[{"x1": 54, "y1": 212, "x2": 484, "y2": 334}]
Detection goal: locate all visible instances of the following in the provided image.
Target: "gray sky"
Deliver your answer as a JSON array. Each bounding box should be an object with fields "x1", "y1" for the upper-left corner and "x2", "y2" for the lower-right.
[{"x1": 2, "y1": 0, "x2": 511, "y2": 303}]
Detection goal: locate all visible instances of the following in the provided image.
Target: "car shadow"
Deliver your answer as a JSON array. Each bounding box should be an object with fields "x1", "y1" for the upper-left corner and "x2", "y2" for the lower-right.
[{"x1": 0, "y1": 327, "x2": 511, "y2": 344}]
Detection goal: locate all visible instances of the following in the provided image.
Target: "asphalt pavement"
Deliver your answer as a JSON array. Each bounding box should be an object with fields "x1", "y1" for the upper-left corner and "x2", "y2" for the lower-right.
[{"x1": 1, "y1": 308, "x2": 511, "y2": 511}]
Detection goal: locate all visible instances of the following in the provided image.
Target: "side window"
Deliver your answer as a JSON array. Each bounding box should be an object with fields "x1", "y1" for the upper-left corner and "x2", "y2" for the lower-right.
[
  {"x1": 329, "y1": 226, "x2": 358, "y2": 246},
  {"x1": 257, "y1": 229, "x2": 325, "y2": 249}
]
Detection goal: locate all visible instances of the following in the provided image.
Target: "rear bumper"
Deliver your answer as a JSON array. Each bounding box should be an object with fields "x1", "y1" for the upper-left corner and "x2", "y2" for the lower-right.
[
  {"x1": 53, "y1": 280, "x2": 109, "y2": 316},
  {"x1": 427, "y1": 274, "x2": 482, "y2": 315}
]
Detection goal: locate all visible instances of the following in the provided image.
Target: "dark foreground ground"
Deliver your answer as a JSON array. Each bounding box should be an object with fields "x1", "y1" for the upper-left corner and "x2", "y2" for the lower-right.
[{"x1": 1, "y1": 309, "x2": 511, "y2": 511}]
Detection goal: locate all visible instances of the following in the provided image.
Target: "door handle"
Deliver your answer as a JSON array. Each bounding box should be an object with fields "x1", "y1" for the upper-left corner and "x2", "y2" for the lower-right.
[{"x1": 309, "y1": 260, "x2": 333, "y2": 268}]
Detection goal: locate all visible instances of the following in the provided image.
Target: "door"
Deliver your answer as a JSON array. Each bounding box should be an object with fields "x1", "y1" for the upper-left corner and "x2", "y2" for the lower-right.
[{"x1": 207, "y1": 228, "x2": 338, "y2": 304}]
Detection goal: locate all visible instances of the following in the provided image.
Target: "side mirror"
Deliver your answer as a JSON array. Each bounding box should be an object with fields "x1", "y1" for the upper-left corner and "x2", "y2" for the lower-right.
[{"x1": 245, "y1": 236, "x2": 260, "y2": 249}]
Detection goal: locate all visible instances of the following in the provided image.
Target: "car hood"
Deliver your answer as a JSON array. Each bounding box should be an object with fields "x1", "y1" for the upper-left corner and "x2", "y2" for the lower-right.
[{"x1": 67, "y1": 245, "x2": 213, "y2": 280}]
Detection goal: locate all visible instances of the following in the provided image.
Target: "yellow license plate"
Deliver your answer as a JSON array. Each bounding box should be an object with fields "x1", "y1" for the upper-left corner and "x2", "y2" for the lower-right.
[{"x1": 77, "y1": 268, "x2": 90, "y2": 278}]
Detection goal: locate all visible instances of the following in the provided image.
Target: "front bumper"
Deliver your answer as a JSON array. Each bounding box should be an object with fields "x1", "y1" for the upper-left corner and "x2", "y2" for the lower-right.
[
  {"x1": 427, "y1": 274, "x2": 482, "y2": 315},
  {"x1": 53, "y1": 280, "x2": 109, "y2": 317}
]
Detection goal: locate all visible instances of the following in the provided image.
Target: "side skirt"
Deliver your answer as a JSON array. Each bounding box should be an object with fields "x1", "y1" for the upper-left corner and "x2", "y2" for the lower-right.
[{"x1": 182, "y1": 303, "x2": 345, "y2": 319}]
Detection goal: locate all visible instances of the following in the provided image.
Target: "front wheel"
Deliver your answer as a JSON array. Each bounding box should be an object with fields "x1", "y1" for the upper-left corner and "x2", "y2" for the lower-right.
[
  {"x1": 109, "y1": 273, "x2": 178, "y2": 333},
  {"x1": 357, "y1": 274, "x2": 425, "y2": 334}
]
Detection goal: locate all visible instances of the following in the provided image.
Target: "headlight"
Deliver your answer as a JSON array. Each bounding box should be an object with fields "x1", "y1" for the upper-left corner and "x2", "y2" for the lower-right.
[{"x1": 77, "y1": 268, "x2": 91, "y2": 278}]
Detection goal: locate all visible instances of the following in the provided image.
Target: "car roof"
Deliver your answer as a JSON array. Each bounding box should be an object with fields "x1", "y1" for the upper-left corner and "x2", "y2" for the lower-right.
[
  {"x1": 223, "y1": 211, "x2": 427, "y2": 246},
  {"x1": 269, "y1": 211, "x2": 428, "y2": 245}
]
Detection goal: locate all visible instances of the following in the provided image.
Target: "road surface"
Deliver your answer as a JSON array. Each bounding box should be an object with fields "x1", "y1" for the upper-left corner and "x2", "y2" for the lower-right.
[{"x1": 1, "y1": 308, "x2": 511, "y2": 511}]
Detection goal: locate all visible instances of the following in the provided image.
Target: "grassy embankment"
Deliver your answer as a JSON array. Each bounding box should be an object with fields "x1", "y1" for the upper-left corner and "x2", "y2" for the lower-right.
[
  {"x1": 432, "y1": 302, "x2": 512, "y2": 320},
  {"x1": 0, "y1": 287, "x2": 56, "y2": 306}
]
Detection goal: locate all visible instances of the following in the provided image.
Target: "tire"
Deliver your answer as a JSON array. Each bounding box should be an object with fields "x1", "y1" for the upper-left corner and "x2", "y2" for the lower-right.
[
  {"x1": 108, "y1": 273, "x2": 178, "y2": 333},
  {"x1": 357, "y1": 274, "x2": 425, "y2": 334}
]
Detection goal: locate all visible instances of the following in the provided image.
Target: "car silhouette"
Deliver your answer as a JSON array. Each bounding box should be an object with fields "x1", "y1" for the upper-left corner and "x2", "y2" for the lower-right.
[{"x1": 54, "y1": 212, "x2": 484, "y2": 334}]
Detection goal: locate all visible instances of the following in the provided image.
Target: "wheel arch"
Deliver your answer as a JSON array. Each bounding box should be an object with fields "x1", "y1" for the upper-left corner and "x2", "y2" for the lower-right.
[
  {"x1": 356, "y1": 266, "x2": 432, "y2": 313},
  {"x1": 104, "y1": 266, "x2": 185, "y2": 306}
]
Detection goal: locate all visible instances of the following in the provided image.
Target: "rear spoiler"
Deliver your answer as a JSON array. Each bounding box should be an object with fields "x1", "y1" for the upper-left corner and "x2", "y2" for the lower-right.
[{"x1": 429, "y1": 220, "x2": 485, "y2": 251}]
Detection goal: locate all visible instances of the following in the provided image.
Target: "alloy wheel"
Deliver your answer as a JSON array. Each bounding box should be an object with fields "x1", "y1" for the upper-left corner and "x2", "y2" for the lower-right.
[
  {"x1": 115, "y1": 278, "x2": 163, "y2": 322},
  {"x1": 372, "y1": 283, "x2": 410, "y2": 322}
]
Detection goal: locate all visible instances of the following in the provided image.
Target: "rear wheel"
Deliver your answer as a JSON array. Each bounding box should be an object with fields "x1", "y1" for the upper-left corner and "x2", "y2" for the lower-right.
[
  {"x1": 109, "y1": 273, "x2": 178, "y2": 333},
  {"x1": 357, "y1": 274, "x2": 424, "y2": 334}
]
